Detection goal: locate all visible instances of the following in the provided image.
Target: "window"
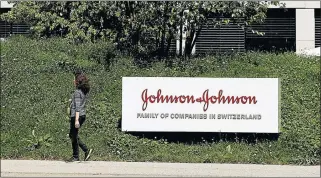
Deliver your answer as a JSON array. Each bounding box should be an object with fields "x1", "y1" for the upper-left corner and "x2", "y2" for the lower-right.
[{"x1": 245, "y1": 8, "x2": 296, "y2": 52}]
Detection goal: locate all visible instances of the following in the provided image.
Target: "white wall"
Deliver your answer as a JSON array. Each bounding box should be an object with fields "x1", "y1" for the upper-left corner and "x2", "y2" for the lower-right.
[
  {"x1": 269, "y1": 1, "x2": 320, "y2": 9},
  {"x1": 296, "y1": 9, "x2": 316, "y2": 52},
  {"x1": 0, "y1": 1, "x2": 14, "y2": 8}
]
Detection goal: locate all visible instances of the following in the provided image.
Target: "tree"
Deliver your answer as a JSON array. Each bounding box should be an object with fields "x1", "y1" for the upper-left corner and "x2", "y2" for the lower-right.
[{"x1": 1, "y1": 1, "x2": 283, "y2": 59}]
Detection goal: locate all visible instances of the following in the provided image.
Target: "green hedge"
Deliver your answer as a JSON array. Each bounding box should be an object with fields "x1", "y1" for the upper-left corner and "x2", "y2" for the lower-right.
[{"x1": 1, "y1": 36, "x2": 320, "y2": 165}]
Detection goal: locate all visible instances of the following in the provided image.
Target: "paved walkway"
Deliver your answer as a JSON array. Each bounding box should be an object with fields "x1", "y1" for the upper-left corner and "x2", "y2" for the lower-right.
[{"x1": 1, "y1": 160, "x2": 320, "y2": 177}]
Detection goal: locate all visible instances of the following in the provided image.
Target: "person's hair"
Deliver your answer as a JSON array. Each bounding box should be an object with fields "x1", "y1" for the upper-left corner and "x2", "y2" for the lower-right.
[{"x1": 74, "y1": 71, "x2": 90, "y2": 95}]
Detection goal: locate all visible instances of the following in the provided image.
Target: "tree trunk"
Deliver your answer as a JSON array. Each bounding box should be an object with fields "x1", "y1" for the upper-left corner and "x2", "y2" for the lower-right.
[
  {"x1": 179, "y1": 10, "x2": 183, "y2": 56},
  {"x1": 156, "y1": 30, "x2": 159, "y2": 48},
  {"x1": 160, "y1": 1, "x2": 169, "y2": 60},
  {"x1": 165, "y1": 32, "x2": 173, "y2": 58},
  {"x1": 185, "y1": 24, "x2": 203, "y2": 58}
]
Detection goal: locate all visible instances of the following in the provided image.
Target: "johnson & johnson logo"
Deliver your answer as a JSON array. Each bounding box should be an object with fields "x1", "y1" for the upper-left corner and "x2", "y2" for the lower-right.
[{"x1": 141, "y1": 89, "x2": 258, "y2": 112}]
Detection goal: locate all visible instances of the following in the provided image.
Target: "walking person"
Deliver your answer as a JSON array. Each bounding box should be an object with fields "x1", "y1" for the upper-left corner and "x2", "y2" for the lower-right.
[{"x1": 68, "y1": 71, "x2": 93, "y2": 162}]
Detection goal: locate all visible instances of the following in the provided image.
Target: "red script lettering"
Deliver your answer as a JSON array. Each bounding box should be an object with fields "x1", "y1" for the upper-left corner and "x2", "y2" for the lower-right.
[{"x1": 141, "y1": 89, "x2": 258, "y2": 111}]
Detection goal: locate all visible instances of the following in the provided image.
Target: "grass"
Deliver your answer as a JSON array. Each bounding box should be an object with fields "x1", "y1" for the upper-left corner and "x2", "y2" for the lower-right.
[{"x1": 1, "y1": 36, "x2": 320, "y2": 165}]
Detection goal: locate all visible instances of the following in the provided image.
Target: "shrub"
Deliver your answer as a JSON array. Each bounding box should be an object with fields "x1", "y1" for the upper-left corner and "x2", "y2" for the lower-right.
[
  {"x1": 1, "y1": 36, "x2": 320, "y2": 165},
  {"x1": 86, "y1": 41, "x2": 117, "y2": 70}
]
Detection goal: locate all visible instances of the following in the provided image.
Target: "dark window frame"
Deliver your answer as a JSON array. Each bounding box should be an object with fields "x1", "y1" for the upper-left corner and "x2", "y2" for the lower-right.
[{"x1": 315, "y1": 9, "x2": 320, "y2": 48}]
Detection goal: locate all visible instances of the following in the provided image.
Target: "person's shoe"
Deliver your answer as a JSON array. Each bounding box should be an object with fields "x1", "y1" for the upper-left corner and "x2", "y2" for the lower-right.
[
  {"x1": 67, "y1": 157, "x2": 79, "y2": 162},
  {"x1": 84, "y1": 149, "x2": 93, "y2": 161}
]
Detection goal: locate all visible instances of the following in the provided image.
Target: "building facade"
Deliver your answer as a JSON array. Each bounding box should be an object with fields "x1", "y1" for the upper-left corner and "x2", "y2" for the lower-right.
[
  {"x1": 192, "y1": 1, "x2": 320, "y2": 54},
  {"x1": 1, "y1": 1, "x2": 320, "y2": 54},
  {"x1": 271, "y1": 1, "x2": 320, "y2": 53}
]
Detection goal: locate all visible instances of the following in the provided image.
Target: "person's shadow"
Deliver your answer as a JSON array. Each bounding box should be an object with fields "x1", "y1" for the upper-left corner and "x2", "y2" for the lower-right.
[{"x1": 62, "y1": 158, "x2": 91, "y2": 163}]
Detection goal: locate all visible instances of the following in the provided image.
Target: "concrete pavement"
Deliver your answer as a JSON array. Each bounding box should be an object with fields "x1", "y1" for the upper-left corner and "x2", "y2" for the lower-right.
[{"x1": 1, "y1": 160, "x2": 320, "y2": 177}]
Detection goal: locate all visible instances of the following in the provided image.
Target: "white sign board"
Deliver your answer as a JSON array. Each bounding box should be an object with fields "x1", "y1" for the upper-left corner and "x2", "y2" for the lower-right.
[{"x1": 122, "y1": 77, "x2": 280, "y2": 133}]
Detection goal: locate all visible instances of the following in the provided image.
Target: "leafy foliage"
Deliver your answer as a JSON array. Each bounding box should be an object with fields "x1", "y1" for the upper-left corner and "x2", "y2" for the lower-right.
[
  {"x1": 23, "y1": 130, "x2": 53, "y2": 151},
  {"x1": 1, "y1": 1, "x2": 283, "y2": 59}
]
